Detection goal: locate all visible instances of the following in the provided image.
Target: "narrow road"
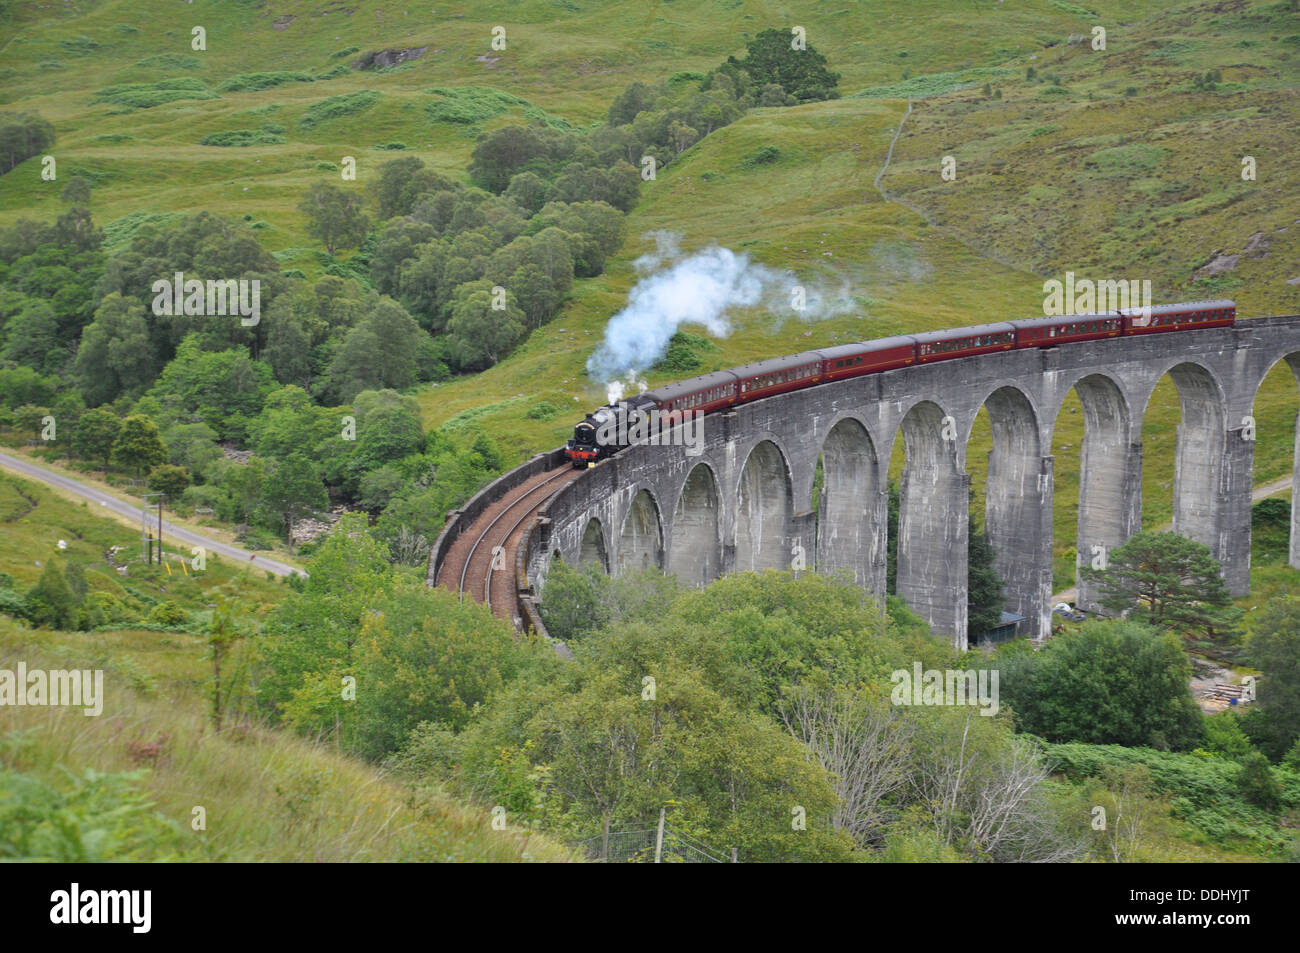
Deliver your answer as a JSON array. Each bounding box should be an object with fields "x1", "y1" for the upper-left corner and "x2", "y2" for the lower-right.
[
  {"x1": 0, "y1": 450, "x2": 305, "y2": 578},
  {"x1": 1051, "y1": 475, "x2": 1292, "y2": 605}
]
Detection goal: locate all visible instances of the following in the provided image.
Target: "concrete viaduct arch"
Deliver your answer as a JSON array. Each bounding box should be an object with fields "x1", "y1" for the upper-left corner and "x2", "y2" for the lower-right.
[{"x1": 528, "y1": 317, "x2": 1300, "y2": 647}]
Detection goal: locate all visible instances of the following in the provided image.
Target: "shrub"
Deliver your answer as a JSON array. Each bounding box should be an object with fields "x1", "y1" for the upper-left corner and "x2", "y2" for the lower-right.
[
  {"x1": 147, "y1": 601, "x2": 188, "y2": 627},
  {"x1": 740, "y1": 145, "x2": 782, "y2": 169},
  {"x1": 0, "y1": 587, "x2": 26, "y2": 619},
  {"x1": 1253, "y1": 496, "x2": 1290, "y2": 529},
  {"x1": 524, "y1": 401, "x2": 559, "y2": 421},
  {"x1": 199, "y1": 129, "x2": 287, "y2": 147},
  {"x1": 0, "y1": 765, "x2": 196, "y2": 860},
  {"x1": 424, "y1": 86, "x2": 530, "y2": 125},
  {"x1": 91, "y1": 79, "x2": 218, "y2": 110},
  {"x1": 218, "y1": 72, "x2": 314, "y2": 93},
  {"x1": 299, "y1": 91, "x2": 380, "y2": 130},
  {"x1": 1203, "y1": 711, "x2": 1255, "y2": 761},
  {"x1": 1238, "y1": 751, "x2": 1283, "y2": 811}
]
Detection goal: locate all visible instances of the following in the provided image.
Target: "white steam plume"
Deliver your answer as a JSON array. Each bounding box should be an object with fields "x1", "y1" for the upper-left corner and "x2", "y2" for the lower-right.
[{"x1": 586, "y1": 231, "x2": 853, "y2": 398}]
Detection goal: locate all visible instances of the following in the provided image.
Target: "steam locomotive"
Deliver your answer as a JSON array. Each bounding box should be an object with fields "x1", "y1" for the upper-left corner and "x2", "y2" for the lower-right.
[{"x1": 565, "y1": 300, "x2": 1236, "y2": 467}]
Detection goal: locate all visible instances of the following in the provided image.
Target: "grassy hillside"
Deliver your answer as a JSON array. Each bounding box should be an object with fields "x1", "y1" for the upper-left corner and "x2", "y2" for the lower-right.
[
  {"x1": 0, "y1": 470, "x2": 573, "y2": 861},
  {"x1": 0, "y1": 0, "x2": 1296, "y2": 590}
]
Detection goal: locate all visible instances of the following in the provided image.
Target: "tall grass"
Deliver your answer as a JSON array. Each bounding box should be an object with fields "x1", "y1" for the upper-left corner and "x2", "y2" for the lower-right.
[{"x1": 0, "y1": 624, "x2": 575, "y2": 862}]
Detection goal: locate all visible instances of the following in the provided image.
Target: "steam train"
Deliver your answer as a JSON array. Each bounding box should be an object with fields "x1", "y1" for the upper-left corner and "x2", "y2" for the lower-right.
[{"x1": 564, "y1": 300, "x2": 1236, "y2": 466}]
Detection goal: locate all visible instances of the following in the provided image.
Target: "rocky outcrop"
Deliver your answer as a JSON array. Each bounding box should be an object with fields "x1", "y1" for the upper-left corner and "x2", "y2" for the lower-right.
[{"x1": 353, "y1": 47, "x2": 428, "y2": 70}]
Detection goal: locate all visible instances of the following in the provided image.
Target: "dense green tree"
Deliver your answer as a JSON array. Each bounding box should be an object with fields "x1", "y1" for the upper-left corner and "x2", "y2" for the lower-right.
[
  {"x1": 54, "y1": 206, "x2": 101, "y2": 252},
  {"x1": 145, "y1": 337, "x2": 276, "y2": 440},
  {"x1": 967, "y1": 511, "x2": 1006, "y2": 642},
  {"x1": 326, "y1": 299, "x2": 425, "y2": 400},
  {"x1": 1, "y1": 299, "x2": 61, "y2": 373},
  {"x1": 370, "y1": 219, "x2": 437, "y2": 297},
  {"x1": 607, "y1": 81, "x2": 662, "y2": 127},
  {"x1": 262, "y1": 309, "x2": 314, "y2": 389},
  {"x1": 60, "y1": 176, "x2": 92, "y2": 205},
  {"x1": 0, "y1": 217, "x2": 56, "y2": 263},
  {"x1": 395, "y1": 240, "x2": 452, "y2": 330},
  {"x1": 9, "y1": 244, "x2": 104, "y2": 342},
  {"x1": 1202, "y1": 711, "x2": 1254, "y2": 761},
  {"x1": 97, "y1": 212, "x2": 284, "y2": 360},
  {"x1": 538, "y1": 560, "x2": 613, "y2": 642},
  {"x1": 1237, "y1": 751, "x2": 1283, "y2": 811},
  {"x1": 347, "y1": 388, "x2": 424, "y2": 474},
  {"x1": 724, "y1": 28, "x2": 841, "y2": 102},
  {"x1": 503, "y1": 263, "x2": 561, "y2": 330},
  {"x1": 75, "y1": 294, "x2": 155, "y2": 406},
  {"x1": 358, "y1": 465, "x2": 406, "y2": 513},
  {"x1": 25, "y1": 560, "x2": 76, "y2": 629},
  {"x1": 245, "y1": 386, "x2": 334, "y2": 460},
  {"x1": 259, "y1": 513, "x2": 395, "y2": 714},
  {"x1": 1244, "y1": 596, "x2": 1300, "y2": 760},
  {"x1": 445, "y1": 286, "x2": 525, "y2": 371},
  {"x1": 1081, "y1": 531, "x2": 1241, "y2": 642},
  {"x1": 147, "y1": 463, "x2": 190, "y2": 502},
  {"x1": 996, "y1": 620, "x2": 1203, "y2": 749},
  {"x1": 300, "y1": 182, "x2": 370, "y2": 256},
  {"x1": 111, "y1": 413, "x2": 168, "y2": 476},
  {"x1": 348, "y1": 587, "x2": 543, "y2": 756},
  {"x1": 49, "y1": 390, "x2": 84, "y2": 437},
  {"x1": 370, "y1": 157, "x2": 459, "y2": 220},
  {"x1": 12, "y1": 403, "x2": 47, "y2": 441},
  {"x1": 71, "y1": 407, "x2": 120, "y2": 469},
  {"x1": 502, "y1": 170, "x2": 551, "y2": 214},
  {"x1": 222, "y1": 456, "x2": 269, "y2": 525},
  {"x1": 161, "y1": 421, "x2": 222, "y2": 478},
  {"x1": 548, "y1": 160, "x2": 640, "y2": 214},
  {"x1": 0, "y1": 111, "x2": 55, "y2": 175},
  {"x1": 468, "y1": 123, "x2": 567, "y2": 193},
  {"x1": 0, "y1": 366, "x2": 58, "y2": 407},
  {"x1": 527, "y1": 201, "x2": 624, "y2": 276},
  {"x1": 261, "y1": 453, "x2": 327, "y2": 545}
]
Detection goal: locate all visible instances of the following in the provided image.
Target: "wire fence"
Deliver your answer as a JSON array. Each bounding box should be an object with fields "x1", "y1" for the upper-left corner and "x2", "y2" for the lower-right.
[{"x1": 577, "y1": 824, "x2": 731, "y2": 863}]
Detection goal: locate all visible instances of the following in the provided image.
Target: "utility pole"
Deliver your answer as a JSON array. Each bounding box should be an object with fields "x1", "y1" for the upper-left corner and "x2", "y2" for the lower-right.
[
  {"x1": 141, "y1": 492, "x2": 164, "y2": 563},
  {"x1": 654, "y1": 807, "x2": 666, "y2": 864}
]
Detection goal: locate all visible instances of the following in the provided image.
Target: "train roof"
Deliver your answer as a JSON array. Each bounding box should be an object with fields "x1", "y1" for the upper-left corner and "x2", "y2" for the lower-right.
[
  {"x1": 911, "y1": 321, "x2": 1017, "y2": 344},
  {"x1": 1009, "y1": 313, "x2": 1116, "y2": 329},
  {"x1": 731, "y1": 351, "x2": 823, "y2": 377},
  {"x1": 645, "y1": 369, "x2": 739, "y2": 402},
  {"x1": 1116, "y1": 299, "x2": 1235, "y2": 316},
  {"x1": 814, "y1": 336, "x2": 917, "y2": 360}
]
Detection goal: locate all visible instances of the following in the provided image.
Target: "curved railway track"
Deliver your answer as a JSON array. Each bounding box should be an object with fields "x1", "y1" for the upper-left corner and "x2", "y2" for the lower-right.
[{"x1": 439, "y1": 463, "x2": 579, "y2": 623}]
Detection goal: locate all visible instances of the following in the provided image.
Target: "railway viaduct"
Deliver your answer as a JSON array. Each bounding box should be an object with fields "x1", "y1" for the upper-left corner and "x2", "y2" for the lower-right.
[{"x1": 447, "y1": 316, "x2": 1300, "y2": 646}]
